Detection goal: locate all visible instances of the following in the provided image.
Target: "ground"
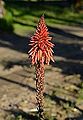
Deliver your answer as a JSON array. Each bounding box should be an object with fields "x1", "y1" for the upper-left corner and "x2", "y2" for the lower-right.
[{"x1": 0, "y1": 24, "x2": 83, "y2": 120}]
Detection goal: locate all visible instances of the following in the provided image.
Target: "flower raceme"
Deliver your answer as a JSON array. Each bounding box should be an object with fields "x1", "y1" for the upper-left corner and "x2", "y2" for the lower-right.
[
  {"x1": 28, "y1": 15, "x2": 55, "y2": 119},
  {"x1": 28, "y1": 15, "x2": 54, "y2": 65}
]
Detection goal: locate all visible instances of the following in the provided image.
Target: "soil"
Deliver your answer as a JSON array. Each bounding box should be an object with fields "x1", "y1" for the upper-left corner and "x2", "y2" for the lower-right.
[{"x1": 0, "y1": 25, "x2": 83, "y2": 120}]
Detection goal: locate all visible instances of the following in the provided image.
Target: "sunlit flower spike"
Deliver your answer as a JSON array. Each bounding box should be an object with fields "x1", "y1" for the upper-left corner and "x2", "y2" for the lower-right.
[
  {"x1": 28, "y1": 15, "x2": 54, "y2": 65},
  {"x1": 28, "y1": 15, "x2": 54, "y2": 120}
]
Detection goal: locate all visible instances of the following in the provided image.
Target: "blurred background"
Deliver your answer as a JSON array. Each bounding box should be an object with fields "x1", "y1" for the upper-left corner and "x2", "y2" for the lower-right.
[{"x1": 0, "y1": 0, "x2": 83, "y2": 120}]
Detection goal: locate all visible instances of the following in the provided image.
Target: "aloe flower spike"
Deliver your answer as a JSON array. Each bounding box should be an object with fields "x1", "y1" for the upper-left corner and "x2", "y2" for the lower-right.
[{"x1": 28, "y1": 15, "x2": 54, "y2": 120}]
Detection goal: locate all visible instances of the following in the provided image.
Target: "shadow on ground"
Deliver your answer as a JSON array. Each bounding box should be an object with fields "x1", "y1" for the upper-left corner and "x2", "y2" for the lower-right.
[
  {"x1": 3, "y1": 59, "x2": 31, "y2": 70},
  {"x1": 65, "y1": 114, "x2": 83, "y2": 120},
  {"x1": 0, "y1": 31, "x2": 30, "y2": 53},
  {"x1": 0, "y1": 76, "x2": 35, "y2": 92},
  {"x1": 5, "y1": 108, "x2": 39, "y2": 120},
  {"x1": 49, "y1": 26, "x2": 83, "y2": 79},
  {"x1": 4, "y1": 108, "x2": 83, "y2": 120}
]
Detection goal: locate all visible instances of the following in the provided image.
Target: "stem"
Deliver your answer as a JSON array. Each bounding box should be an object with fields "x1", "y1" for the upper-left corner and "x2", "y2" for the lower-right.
[{"x1": 36, "y1": 62, "x2": 45, "y2": 120}]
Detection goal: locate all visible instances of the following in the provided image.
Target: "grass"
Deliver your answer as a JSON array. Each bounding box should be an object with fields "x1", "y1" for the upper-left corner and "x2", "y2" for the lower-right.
[
  {"x1": 1, "y1": 1, "x2": 83, "y2": 35},
  {"x1": 77, "y1": 82, "x2": 83, "y2": 100}
]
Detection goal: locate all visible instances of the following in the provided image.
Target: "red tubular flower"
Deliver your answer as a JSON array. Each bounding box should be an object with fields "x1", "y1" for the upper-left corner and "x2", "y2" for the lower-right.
[
  {"x1": 28, "y1": 15, "x2": 54, "y2": 65},
  {"x1": 28, "y1": 15, "x2": 54, "y2": 120}
]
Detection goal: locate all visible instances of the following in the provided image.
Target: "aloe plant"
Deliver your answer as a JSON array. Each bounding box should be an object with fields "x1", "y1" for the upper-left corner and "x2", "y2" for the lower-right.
[{"x1": 28, "y1": 15, "x2": 54, "y2": 120}]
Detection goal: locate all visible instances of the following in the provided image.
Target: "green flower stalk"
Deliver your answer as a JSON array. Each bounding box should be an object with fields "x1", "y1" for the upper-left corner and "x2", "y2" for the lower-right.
[{"x1": 28, "y1": 15, "x2": 54, "y2": 120}]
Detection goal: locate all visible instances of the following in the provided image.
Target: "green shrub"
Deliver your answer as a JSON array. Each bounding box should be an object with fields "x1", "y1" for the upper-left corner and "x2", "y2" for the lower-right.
[{"x1": 0, "y1": 10, "x2": 13, "y2": 32}]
